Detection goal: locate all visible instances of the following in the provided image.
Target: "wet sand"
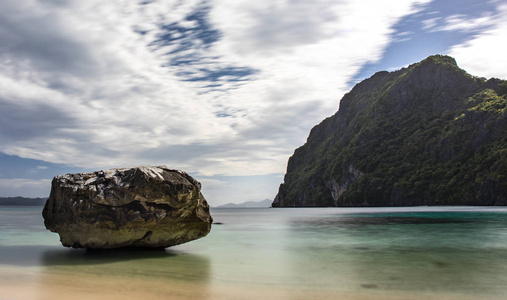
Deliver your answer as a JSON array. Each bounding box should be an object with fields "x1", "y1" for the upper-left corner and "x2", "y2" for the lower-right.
[{"x1": 2, "y1": 266, "x2": 507, "y2": 300}]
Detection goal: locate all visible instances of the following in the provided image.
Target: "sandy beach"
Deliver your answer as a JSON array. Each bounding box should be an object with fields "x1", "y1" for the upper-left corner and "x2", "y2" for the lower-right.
[{"x1": 3, "y1": 266, "x2": 507, "y2": 300}]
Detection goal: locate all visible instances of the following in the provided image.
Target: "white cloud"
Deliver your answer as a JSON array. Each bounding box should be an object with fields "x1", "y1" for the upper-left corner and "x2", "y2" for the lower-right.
[
  {"x1": 422, "y1": 17, "x2": 441, "y2": 31},
  {"x1": 440, "y1": 14, "x2": 494, "y2": 32},
  {"x1": 0, "y1": 178, "x2": 51, "y2": 197},
  {"x1": 0, "y1": 0, "x2": 431, "y2": 177},
  {"x1": 428, "y1": 13, "x2": 495, "y2": 32},
  {"x1": 448, "y1": 4, "x2": 507, "y2": 79},
  {"x1": 0, "y1": 0, "x2": 227, "y2": 169},
  {"x1": 199, "y1": 174, "x2": 283, "y2": 207},
  {"x1": 0, "y1": 0, "x2": 435, "y2": 202}
]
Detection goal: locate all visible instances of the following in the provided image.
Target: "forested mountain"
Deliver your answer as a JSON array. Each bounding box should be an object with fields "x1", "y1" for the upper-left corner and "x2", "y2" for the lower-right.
[{"x1": 274, "y1": 55, "x2": 506, "y2": 207}]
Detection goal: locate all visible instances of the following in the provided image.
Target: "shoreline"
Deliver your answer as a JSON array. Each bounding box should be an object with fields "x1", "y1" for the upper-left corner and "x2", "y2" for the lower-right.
[{"x1": 2, "y1": 266, "x2": 506, "y2": 300}]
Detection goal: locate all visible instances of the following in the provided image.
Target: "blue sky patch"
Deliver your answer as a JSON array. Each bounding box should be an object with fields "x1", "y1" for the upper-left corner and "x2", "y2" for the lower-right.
[{"x1": 349, "y1": 0, "x2": 500, "y2": 85}]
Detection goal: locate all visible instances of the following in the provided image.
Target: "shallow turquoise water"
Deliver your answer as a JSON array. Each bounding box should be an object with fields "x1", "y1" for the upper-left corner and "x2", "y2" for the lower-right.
[{"x1": 1, "y1": 206, "x2": 507, "y2": 298}]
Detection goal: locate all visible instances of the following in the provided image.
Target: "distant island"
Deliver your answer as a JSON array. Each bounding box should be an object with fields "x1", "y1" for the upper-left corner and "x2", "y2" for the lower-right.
[
  {"x1": 0, "y1": 197, "x2": 47, "y2": 206},
  {"x1": 215, "y1": 199, "x2": 272, "y2": 208},
  {"x1": 274, "y1": 55, "x2": 506, "y2": 207}
]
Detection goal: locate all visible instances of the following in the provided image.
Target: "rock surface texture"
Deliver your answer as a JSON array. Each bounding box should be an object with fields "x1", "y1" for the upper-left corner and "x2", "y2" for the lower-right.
[
  {"x1": 43, "y1": 166, "x2": 213, "y2": 249},
  {"x1": 274, "y1": 55, "x2": 507, "y2": 207}
]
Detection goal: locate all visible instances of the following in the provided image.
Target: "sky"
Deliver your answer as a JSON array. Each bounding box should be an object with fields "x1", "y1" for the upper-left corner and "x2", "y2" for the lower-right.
[{"x1": 0, "y1": 0, "x2": 506, "y2": 206}]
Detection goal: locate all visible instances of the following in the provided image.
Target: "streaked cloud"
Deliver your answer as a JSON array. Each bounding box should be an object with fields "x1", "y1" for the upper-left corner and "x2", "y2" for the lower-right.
[
  {"x1": 0, "y1": 178, "x2": 51, "y2": 198},
  {"x1": 422, "y1": 13, "x2": 495, "y2": 33},
  {"x1": 449, "y1": 3, "x2": 507, "y2": 79},
  {"x1": 0, "y1": 0, "x2": 431, "y2": 175},
  {"x1": 348, "y1": 0, "x2": 505, "y2": 85}
]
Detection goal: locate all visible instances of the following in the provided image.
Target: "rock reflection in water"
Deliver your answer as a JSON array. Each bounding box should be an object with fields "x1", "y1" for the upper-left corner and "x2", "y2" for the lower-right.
[
  {"x1": 40, "y1": 247, "x2": 211, "y2": 282},
  {"x1": 35, "y1": 248, "x2": 212, "y2": 299}
]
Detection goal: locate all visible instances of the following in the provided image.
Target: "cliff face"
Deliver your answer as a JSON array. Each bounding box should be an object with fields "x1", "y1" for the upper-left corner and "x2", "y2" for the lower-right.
[{"x1": 273, "y1": 55, "x2": 507, "y2": 207}]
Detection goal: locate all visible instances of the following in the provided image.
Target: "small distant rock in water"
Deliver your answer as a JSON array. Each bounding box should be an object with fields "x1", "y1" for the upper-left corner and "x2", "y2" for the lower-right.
[{"x1": 42, "y1": 166, "x2": 213, "y2": 249}]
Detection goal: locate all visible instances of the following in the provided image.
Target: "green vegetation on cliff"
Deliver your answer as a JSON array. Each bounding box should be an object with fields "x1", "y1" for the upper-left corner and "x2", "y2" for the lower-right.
[{"x1": 274, "y1": 55, "x2": 507, "y2": 207}]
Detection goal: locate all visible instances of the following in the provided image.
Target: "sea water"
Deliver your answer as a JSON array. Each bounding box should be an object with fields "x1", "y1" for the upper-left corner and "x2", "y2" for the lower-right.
[{"x1": 1, "y1": 206, "x2": 507, "y2": 299}]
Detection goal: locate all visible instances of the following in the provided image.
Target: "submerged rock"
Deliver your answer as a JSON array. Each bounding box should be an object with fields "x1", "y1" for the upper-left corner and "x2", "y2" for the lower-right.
[{"x1": 42, "y1": 166, "x2": 212, "y2": 249}]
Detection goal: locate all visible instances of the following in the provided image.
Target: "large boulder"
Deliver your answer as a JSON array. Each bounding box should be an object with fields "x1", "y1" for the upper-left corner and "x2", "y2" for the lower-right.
[{"x1": 42, "y1": 166, "x2": 213, "y2": 249}]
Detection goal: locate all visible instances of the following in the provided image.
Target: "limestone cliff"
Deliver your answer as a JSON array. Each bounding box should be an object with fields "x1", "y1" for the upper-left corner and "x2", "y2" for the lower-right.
[{"x1": 273, "y1": 55, "x2": 507, "y2": 207}]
